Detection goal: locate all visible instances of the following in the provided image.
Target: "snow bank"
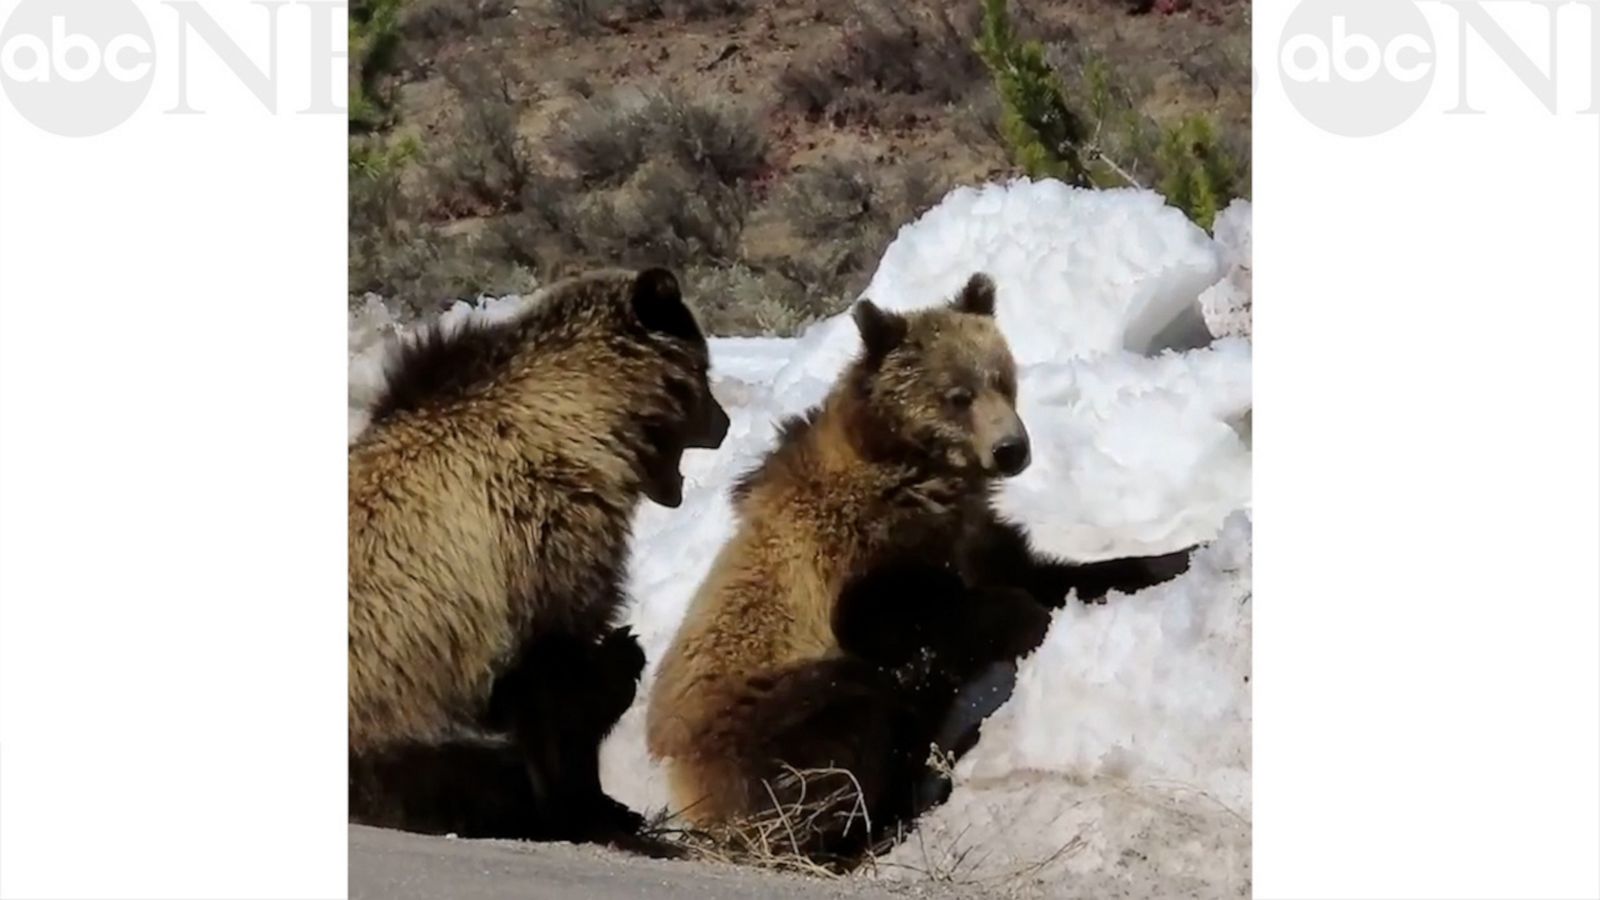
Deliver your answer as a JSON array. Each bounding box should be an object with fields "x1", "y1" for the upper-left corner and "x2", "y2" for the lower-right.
[
  {"x1": 611, "y1": 183, "x2": 1253, "y2": 898},
  {"x1": 879, "y1": 512, "x2": 1251, "y2": 895},
  {"x1": 348, "y1": 295, "x2": 404, "y2": 442},
  {"x1": 349, "y1": 179, "x2": 1253, "y2": 896},
  {"x1": 1201, "y1": 199, "x2": 1253, "y2": 342}
]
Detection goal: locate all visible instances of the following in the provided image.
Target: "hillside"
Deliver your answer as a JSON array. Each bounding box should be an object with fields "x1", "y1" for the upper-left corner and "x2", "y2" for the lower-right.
[{"x1": 349, "y1": 0, "x2": 1250, "y2": 333}]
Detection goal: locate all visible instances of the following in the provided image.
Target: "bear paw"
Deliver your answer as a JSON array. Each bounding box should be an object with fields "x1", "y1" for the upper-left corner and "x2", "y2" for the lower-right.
[{"x1": 597, "y1": 626, "x2": 647, "y2": 684}]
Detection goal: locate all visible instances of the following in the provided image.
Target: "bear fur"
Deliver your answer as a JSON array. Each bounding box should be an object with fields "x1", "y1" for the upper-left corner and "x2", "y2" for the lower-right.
[
  {"x1": 348, "y1": 268, "x2": 728, "y2": 849},
  {"x1": 645, "y1": 273, "x2": 1191, "y2": 862}
]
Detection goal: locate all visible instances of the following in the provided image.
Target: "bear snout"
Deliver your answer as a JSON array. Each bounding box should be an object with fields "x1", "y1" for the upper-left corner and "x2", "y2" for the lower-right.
[
  {"x1": 690, "y1": 397, "x2": 731, "y2": 450},
  {"x1": 992, "y1": 435, "x2": 1031, "y2": 477}
]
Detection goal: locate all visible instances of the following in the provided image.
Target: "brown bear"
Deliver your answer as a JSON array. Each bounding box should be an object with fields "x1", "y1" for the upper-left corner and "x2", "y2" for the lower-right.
[
  {"x1": 645, "y1": 273, "x2": 1192, "y2": 862},
  {"x1": 348, "y1": 268, "x2": 728, "y2": 850}
]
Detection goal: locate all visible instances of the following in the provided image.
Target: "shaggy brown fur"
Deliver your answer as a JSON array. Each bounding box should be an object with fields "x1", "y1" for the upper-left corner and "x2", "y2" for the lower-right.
[
  {"x1": 646, "y1": 274, "x2": 1192, "y2": 861},
  {"x1": 348, "y1": 267, "x2": 727, "y2": 847}
]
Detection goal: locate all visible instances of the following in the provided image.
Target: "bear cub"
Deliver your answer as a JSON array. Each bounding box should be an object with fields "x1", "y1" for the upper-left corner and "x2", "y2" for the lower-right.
[{"x1": 647, "y1": 273, "x2": 1193, "y2": 863}]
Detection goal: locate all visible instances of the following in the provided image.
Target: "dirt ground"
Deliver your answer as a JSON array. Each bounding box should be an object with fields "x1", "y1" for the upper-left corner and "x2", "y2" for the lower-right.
[{"x1": 349, "y1": 825, "x2": 982, "y2": 900}]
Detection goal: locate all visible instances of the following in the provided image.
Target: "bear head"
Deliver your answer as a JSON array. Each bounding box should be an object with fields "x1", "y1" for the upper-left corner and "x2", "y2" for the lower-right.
[
  {"x1": 846, "y1": 273, "x2": 1029, "y2": 480},
  {"x1": 626, "y1": 267, "x2": 730, "y2": 507}
]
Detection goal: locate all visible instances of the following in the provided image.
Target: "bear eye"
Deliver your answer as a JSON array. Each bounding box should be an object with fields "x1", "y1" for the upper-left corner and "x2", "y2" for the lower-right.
[{"x1": 945, "y1": 387, "x2": 974, "y2": 410}]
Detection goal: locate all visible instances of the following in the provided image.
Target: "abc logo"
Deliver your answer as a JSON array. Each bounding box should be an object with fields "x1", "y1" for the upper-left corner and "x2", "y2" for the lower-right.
[
  {"x1": 1280, "y1": 0, "x2": 1436, "y2": 137},
  {"x1": 0, "y1": 0, "x2": 155, "y2": 137},
  {"x1": 2, "y1": 17, "x2": 153, "y2": 84},
  {"x1": 1282, "y1": 16, "x2": 1433, "y2": 85}
]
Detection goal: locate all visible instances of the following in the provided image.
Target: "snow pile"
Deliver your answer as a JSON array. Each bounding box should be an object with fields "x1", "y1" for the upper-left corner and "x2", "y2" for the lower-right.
[
  {"x1": 757, "y1": 185, "x2": 1225, "y2": 420},
  {"x1": 349, "y1": 179, "x2": 1253, "y2": 896},
  {"x1": 879, "y1": 512, "x2": 1251, "y2": 895},
  {"x1": 1200, "y1": 199, "x2": 1253, "y2": 341},
  {"x1": 608, "y1": 183, "x2": 1253, "y2": 897},
  {"x1": 348, "y1": 295, "x2": 404, "y2": 442}
]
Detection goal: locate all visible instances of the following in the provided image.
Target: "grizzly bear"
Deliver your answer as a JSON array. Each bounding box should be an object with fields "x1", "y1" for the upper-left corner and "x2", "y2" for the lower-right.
[
  {"x1": 348, "y1": 268, "x2": 728, "y2": 849},
  {"x1": 645, "y1": 273, "x2": 1192, "y2": 862}
]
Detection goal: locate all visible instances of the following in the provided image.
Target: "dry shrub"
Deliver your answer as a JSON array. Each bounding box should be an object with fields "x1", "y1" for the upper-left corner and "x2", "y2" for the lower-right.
[
  {"x1": 775, "y1": 64, "x2": 839, "y2": 119},
  {"x1": 584, "y1": 163, "x2": 749, "y2": 267},
  {"x1": 429, "y1": 58, "x2": 538, "y2": 215},
  {"x1": 649, "y1": 92, "x2": 768, "y2": 185},
  {"x1": 845, "y1": 1, "x2": 983, "y2": 100},
  {"x1": 779, "y1": 0, "x2": 987, "y2": 122},
  {"x1": 955, "y1": 88, "x2": 1007, "y2": 151},
  {"x1": 772, "y1": 157, "x2": 945, "y2": 300},
  {"x1": 664, "y1": 0, "x2": 754, "y2": 19},
  {"x1": 551, "y1": 93, "x2": 654, "y2": 187},
  {"x1": 351, "y1": 171, "x2": 531, "y2": 310},
  {"x1": 553, "y1": 89, "x2": 767, "y2": 188},
  {"x1": 496, "y1": 161, "x2": 750, "y2": 278},
  {"x1": 547, "y1": 0, "x2": 753, "y2": 34},
  {"x1": 401, "y1": 0, "x2": 513, "y2": 44},
  {"x1": 350, "y1": 142, "x2": 432, "y2": 303},
  {"x1": 546, "y1": 0, "x2": 611, "y2": 34},
  {"x1": 685, "y1": 264, "x2": 846, "y2": 337},
  {"x1": 352, "y1": 130, "x2": 535, "y2": 309}
]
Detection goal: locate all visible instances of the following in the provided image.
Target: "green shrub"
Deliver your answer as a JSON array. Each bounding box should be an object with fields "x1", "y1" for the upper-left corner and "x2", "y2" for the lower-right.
[
  {"x1": 974, "y1": 0, "x2": 1089, "y2": 185},
  {"x1": 1157, "y1": 115, "x2": 1240, "y2": 231},
  {"x1": 974, "y1": 0, "x2": 1245, "y2": 227},
  {"x1": 349, "y1": 0, "x2": 405, "y2": 132}
]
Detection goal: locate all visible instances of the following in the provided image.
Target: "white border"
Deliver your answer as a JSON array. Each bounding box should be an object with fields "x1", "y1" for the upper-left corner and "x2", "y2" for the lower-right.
[
  {"x1": 0, "y1": 1, "x2": 348, "y2": 897},
  {"x1": 0, "y1": 0, "x2": 1595, "y2": 897},
  {"x1": 1255, "y1": 0, "x2": 1600, "y2": 897}
]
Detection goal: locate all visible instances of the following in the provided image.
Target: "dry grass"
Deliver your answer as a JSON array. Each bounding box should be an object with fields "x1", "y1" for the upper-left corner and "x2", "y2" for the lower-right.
[
  {"x1": 654, "y1": 765, "x2": 887, "y2": 877},
  {"x1": 646, "y1": 752, "x2": 1101, "y2": 894}
]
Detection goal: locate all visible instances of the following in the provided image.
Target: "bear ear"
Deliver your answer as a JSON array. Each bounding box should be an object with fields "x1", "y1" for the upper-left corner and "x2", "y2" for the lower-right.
[
  {"x1": 853, "y1": 299, "x2": 908, "y2": 359},
  {"x1": 951, "y1": 273, "x2": 997, "y2": 317},
  {"x1": 631, "y1": 267, "x2": 702, "y2": 342}
]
